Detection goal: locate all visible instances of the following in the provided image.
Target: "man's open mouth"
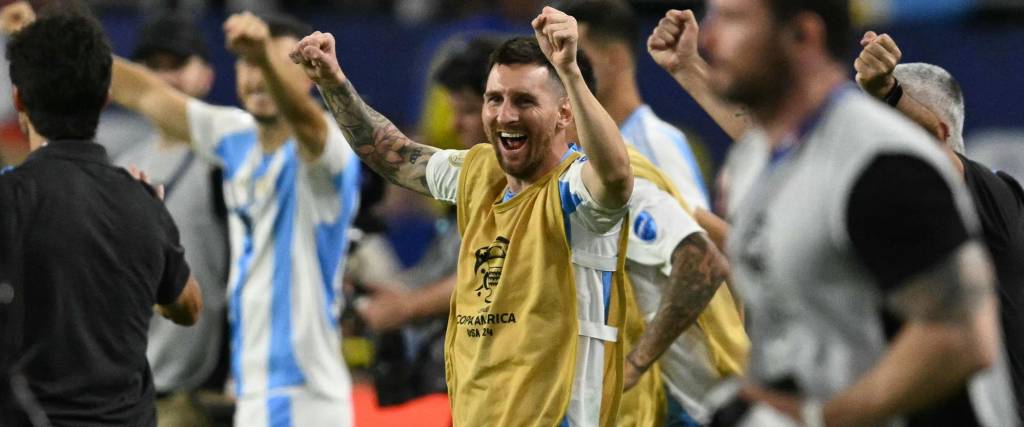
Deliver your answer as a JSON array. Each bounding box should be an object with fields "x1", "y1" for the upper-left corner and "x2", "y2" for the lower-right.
[{"x1": 499, "y1": 131, "x2": 527, "y2": 151}]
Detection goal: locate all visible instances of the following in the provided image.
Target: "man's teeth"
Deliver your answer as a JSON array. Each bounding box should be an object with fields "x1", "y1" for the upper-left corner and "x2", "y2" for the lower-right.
[{"x1": 501, "y1": 131, "x2": 525, "y2": 138}]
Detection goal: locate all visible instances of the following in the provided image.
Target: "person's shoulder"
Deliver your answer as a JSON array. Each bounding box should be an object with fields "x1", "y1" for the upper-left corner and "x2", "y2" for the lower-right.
[
  {"x1": 820, "y1": 90, "x2": 946, "y2": 171},
  {"x1": 830, "y1": 90, "x2": 933, "y2": 147},
  {"x1": 112, "y1": 135, "x2": 161, "y2": 167}
]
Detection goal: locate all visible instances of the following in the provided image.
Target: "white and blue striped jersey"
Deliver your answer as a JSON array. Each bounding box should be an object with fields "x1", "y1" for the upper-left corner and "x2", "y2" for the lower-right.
[
  {"x1": 186, "y1": 100, "x2": 360, "y2": 403},
  {"x1": 426, "y1": 146, "x2": 627, "y2": 427},
  {"x1": 621, "y1": 105, "x2": 709, "y2": 210}
]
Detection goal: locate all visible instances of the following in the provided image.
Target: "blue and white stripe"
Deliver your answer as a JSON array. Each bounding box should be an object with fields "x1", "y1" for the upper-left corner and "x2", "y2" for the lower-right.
[{"x1": 621, "y1": 105, "x2": 709, "y2": 210}]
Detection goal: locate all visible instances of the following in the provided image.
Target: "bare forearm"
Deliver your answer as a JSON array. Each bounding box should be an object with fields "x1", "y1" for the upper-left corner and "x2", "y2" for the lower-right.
[
  {"x1": 825, "y1": 243, "x2": 997, "y2": 427},
  {"x1": 672, "y1": 60, "x2": 751, "y2": 141},
  {"x1": 257, "y1": 52, "x2": 329, "y2": 160},
  {"x1": 561, "y1": 70, "x2": 633, "y2": 207},
  {"x1": 408, "y1": 274, "x2": 456, "y2": 319},
  {"x1": 628, "y1": 233, "x2": 725, "y2": 368},
  {"x1": 158, "y1": 275, "x2": 203, "y2": 326},
  {"x1": 694, "y1": 208, "x2": 730, "y2": 252},
  {"x1": 824, "y1": 311, "x2": 994, "y2": 427},
  {"x1": 317, "y1": 81, "x2": 435, "y2": 195},
  {"x1": 895, "y1": 93, "x2": 944, "y2": 142},
  {"x1": 111, "y1": 57, "x2": 191, "y2": 142}
]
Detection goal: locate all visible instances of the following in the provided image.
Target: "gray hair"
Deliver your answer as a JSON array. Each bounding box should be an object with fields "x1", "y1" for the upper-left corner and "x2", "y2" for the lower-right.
[{"x1": 893, "y1": 63, "x2": 965, "y2": 154}]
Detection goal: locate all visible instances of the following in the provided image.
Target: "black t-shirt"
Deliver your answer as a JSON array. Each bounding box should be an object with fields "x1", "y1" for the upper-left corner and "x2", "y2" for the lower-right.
[
  {"x1": 846, "y1": 154, "x2": 982, "y2": 426},
  {"x1": 0, "y1": 140, "x2": 190, "y2": 426},
  {"x1": 959, "y1": 153, "x2": 1024, "y2": 413}
]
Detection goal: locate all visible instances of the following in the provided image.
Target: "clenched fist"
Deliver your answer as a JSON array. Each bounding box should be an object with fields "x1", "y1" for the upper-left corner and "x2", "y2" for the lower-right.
[
  {"x1": 854, "y1": 31, "x2": 902, "y2": 98},
  {"x1": 531, "y1": 6, "x2": 579, "y2": 74},
  {"x1": 289, "y1": 31, "x2": 347, "y2": 88},
  {"x1": 0, "y1": 1, "x2": 35, "y2": 36},
  {"x1": 648, "y1": 9, "x2": 703, "y2": 77},
  {"x1": 224, "y1": 12, "x2": 271, "y2": 64}
]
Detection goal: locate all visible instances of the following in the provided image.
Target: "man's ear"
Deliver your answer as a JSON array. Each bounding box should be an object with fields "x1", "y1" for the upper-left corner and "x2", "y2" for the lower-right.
[
  {"x1": 937, "y1": 120, "x2": 951, "y2": 144},
  {"x1": 556, "y1": 97, "x2": 572, "y2": 130},
  {"x1": 12, "y1": 86, "x2": 24, "y2": 113},
  {"x1": 783, "y1": 12, "x2": 828, "y2": 58},
  {"x1": 199, "y1": 64, "x2": 215, "y2": 96}
]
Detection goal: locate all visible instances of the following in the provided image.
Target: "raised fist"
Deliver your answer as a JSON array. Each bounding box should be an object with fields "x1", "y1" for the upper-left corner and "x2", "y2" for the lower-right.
[
  {"x1": 289, "y1": 31, "x2": 347, "y2": 88},
  {"x1": 224, "y1": 12, "x2": 271, "y2": 64},
  {"x1": 531, "y1": 6, "x2": 579, "y2": 73},
  {"x1": 647, "y1": 9, "x2": 702, "y2": 76},
  {"x1": 0, "y1": 1, "x2": 35, "y2": 36},
  {"x1": 855, "y1": 31, "x2": 902, "y2": 98}
]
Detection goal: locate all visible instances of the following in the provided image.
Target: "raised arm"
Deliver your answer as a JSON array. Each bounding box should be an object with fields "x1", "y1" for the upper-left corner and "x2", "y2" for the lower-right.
[
  {"x1": 0, "y1": 1, "x2": 194, "y2": 142},
  {"x1": 623, "y1": 232, "x2": 729, "y2": 390},
  {"x1": 225, "y1": 13, "x2": 328, "y2": 162},
  {"x1": 534, "y1": 6, "x2": 633, "y2": 208},
  {"x1": 855, "y1": 31, "x2": 945, "y2": 140},
  {"x1": 111, "y1": 58, "x2": 192, "y2": 142},
  {"x1": 290, "y1": 32, "x2": 436, "y2": 195},
  {"x1": 648, "y1": 10, "x2": 751, "y2": 141}
]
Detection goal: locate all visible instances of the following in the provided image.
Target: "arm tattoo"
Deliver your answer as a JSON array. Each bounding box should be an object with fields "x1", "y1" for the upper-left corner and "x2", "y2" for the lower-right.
[
  {"x1": 887, "y1": 242, "x2": 994, "y2": 323},
  {"x1": 319, "y1": 81, "x2": 436, "y2": 195},
  {"x1": 629, "y1": 233, "x2": 728, "y2": 368}
]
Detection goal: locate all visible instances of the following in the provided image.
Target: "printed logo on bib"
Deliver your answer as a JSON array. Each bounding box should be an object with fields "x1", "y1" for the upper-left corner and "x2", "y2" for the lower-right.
[
  {"x1": 449, "y1": 151, "x2": 466, "y2": 168},
  {"x1": 473, "y1": 236, "x2": 509, "y2": 304},
  {"x1": 633, "y1": 210, "x2": 658, "y2": 242}
]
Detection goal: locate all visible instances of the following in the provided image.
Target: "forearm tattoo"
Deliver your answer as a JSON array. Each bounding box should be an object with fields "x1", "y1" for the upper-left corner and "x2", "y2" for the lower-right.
[
  {"x1": 319, "y1": 81, "x2": 435, "y2": 195},
  {"x1": 630, "y1": 233, "x2": 727, "y2": 368},
  {"x1": 888, "y1": 242, "x2": 994, "y2": 324}
]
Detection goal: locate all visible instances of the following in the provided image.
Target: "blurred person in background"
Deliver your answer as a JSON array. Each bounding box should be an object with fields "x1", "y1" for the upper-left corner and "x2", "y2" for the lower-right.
[
  {"x1": 113, "y1": 12, "x2": 230, "y2": 427},
  {"x1": 560, "y1": 0, "x2": 710, "y2": 210},
  {"x1": 0, "y1": 8, "x2": 202, "y2": 425},
  {"x1": 108, "y1": 11, "x2": 360, "y2": 427},
  {"x1": 855, "y1": 31, "x2": 1024, "y2": 420},
  {"x1": 692, "y1": 0, "x2": 1016, "y2": 424}
]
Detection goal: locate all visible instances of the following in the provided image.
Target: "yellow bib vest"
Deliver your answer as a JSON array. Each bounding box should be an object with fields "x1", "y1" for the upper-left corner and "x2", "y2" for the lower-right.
[{"x1": 446, "y1": 144, "x2": 629, "y2": 426}]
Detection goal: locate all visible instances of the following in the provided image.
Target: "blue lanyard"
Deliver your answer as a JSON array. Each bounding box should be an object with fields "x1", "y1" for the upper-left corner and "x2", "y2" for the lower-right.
[{"x1": 767, "y1": 83, "x2": 855, "y2": 170}]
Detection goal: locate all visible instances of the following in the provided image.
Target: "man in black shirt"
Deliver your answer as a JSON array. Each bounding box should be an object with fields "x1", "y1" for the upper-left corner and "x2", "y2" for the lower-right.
[
  {"x1": 0, "y1": 11, "x2": 202, "y2": 426},
  {"x1": 856, "y1": 32, "x2": 1024, "y2": 418}
]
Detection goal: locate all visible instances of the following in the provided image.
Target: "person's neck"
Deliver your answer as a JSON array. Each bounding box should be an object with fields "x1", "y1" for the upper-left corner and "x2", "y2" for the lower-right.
[
  {"x1": 601, "y1": 74, "x2": 643, "y2": 126},
  {"x1": 754, "y1": 64, "x2": 846, "y2": 148},
  {"x1": 504, "y1": 143, "x2": 571, "y2": 195},
  {"x1": 257, "y1": 120, "x2": 291, "y2": 154},
  {"x1": 25, "y1": 123, "x2": 47, "y2": 151}
]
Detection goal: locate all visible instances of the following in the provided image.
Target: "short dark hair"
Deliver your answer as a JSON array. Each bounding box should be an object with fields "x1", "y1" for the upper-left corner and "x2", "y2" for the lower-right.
[
  {"x1": 766, "y1": 0, "x2": 851, "y2": 60},
  {"x1": 7, "y1": 14, "x2": 112, "y2": 140},
  {"x1": 557, "y1": 0, "x2": 638, "y2": 50},
  {"x1": 434, "y1": 35, "x2": 505, "y2": 97},
  {"x1": 261, "y1": 13, "x2": 313, "y2": 40},
  {"x1": 488, "y1": 37, "x2": 597, "y2": 95},
  {"x1": 132, "y1": 13, "x2": 209, "y2": 63}
]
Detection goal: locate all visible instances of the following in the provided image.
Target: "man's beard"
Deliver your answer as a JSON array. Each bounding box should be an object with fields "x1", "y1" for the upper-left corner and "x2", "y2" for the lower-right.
[
  {"x1": 252, "y1": 113, "x2": 280, "y2": 125},
  {"x1": 492, "y1": 140, "x2": 547, "y2": 181},
  {"x1": 716, "y1": 45, "x2": 794, "y2": 113}
]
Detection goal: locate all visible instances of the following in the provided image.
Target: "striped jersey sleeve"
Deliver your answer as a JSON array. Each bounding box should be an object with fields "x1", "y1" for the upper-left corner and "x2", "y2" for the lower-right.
[{"x1": 186, "y1": 99, "x2": 257, "y2": 166}]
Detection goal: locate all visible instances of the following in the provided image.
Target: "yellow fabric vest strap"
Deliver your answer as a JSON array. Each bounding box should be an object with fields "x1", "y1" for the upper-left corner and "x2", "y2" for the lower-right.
[{"x1": 445, "y1": 144, "x2": 629, "y2": 426}]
